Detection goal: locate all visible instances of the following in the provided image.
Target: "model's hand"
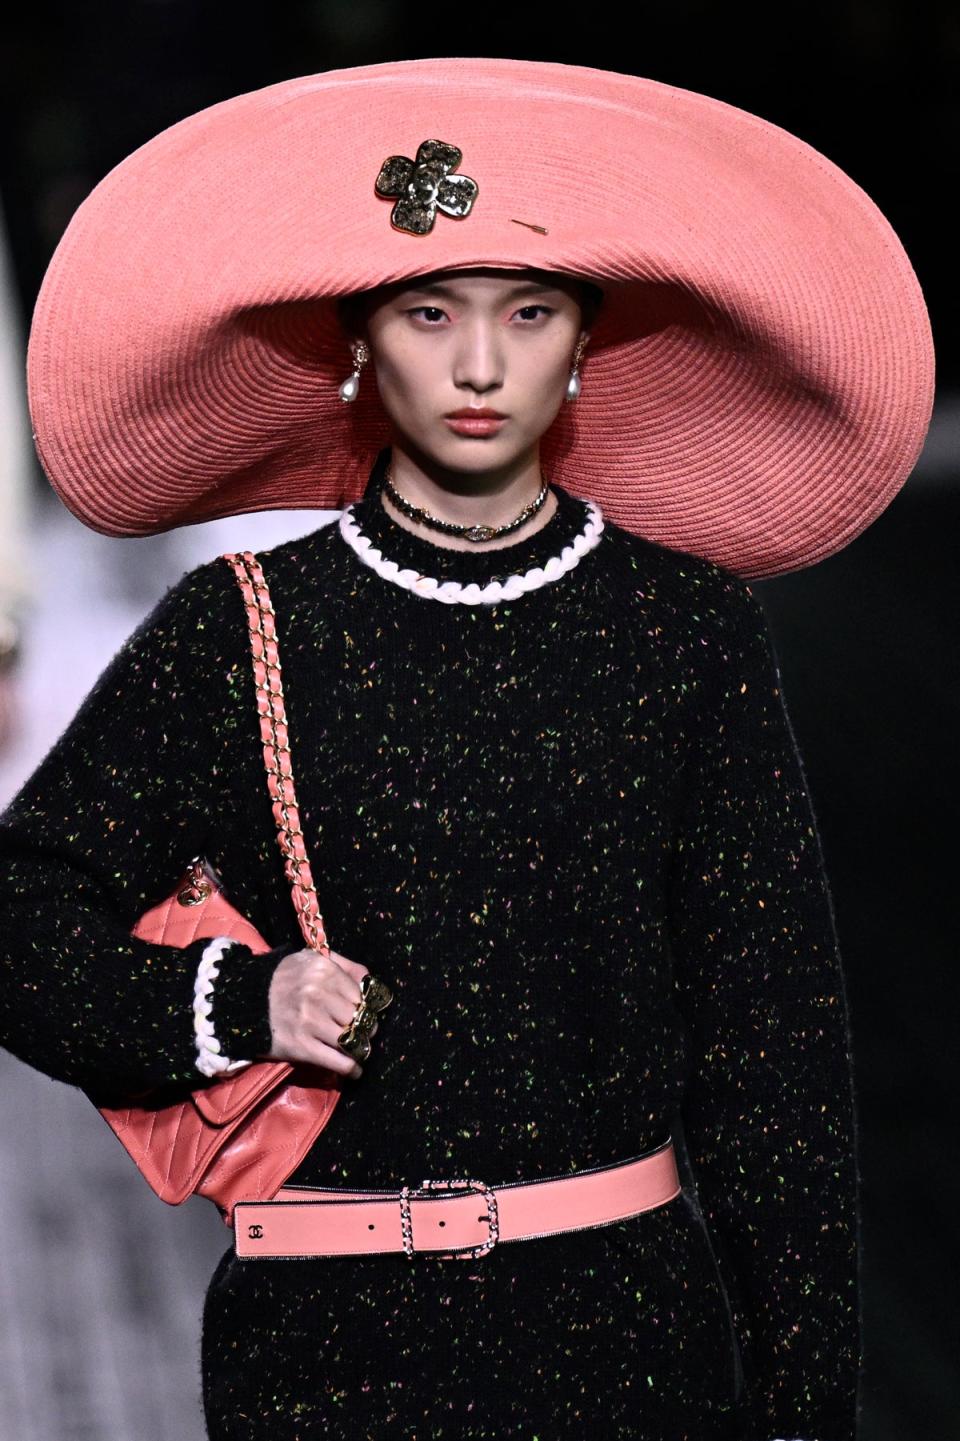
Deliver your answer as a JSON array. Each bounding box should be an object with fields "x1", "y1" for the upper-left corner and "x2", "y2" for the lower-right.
[{"x1": 264, "y1": 946, "x2": 379, "y2": 1077}]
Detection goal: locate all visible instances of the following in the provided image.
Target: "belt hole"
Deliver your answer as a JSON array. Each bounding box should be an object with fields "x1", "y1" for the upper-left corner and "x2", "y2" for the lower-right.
[
  {"x1": 439, "y1": 1220, "x2": 446, "y2": 1227},
  {"x1": 367, "y1": 1223, "x2": 375, "y2": 1230}
]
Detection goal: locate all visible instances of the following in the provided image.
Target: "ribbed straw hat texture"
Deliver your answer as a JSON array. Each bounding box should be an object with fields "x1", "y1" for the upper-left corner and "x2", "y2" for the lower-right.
[{"x1": 26, "y1": 56, "x2": 934, "y2": 578}]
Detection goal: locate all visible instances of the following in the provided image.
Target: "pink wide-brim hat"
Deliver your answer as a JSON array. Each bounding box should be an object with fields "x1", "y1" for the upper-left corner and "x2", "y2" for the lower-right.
[{"x1": 26, "y1": 56, "x2": 934, "y2": 579}]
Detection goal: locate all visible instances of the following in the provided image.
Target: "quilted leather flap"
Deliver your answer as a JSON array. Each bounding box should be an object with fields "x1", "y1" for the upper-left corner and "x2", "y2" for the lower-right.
[
  {"x1": 131, "y1": 868, "x2": 269, "y2": 954},
  {"x1": 192, "y1": 1059, "x2": 293, "y2": 1126}
]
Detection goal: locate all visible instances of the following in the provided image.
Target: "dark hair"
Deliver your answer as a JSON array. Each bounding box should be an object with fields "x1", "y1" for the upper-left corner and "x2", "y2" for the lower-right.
[
  {"x1": 335, "y1": 292, "x2": 367, "y2": 339},
  {"x1": 574, "y1": 278, "x2": 605, "y2": 330}
]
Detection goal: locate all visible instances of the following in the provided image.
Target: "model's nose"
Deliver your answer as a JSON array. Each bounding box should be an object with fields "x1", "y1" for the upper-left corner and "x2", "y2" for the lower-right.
[{"x1": 452, "y1": 322, "x2": 504, "y2": 395}]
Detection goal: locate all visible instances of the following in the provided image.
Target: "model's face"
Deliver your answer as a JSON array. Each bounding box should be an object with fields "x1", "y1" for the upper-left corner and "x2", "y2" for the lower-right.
[{"x1": 356, "y1": 268, "x2": 589, "y2": 476}]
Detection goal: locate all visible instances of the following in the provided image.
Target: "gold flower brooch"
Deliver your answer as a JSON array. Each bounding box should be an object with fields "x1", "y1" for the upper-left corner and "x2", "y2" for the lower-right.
[{"x1": 375, "y1": 139, "x2": 479, "y2": 235}]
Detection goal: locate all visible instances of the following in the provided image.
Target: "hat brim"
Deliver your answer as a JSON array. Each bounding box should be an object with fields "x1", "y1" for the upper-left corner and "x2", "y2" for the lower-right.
[{"x1": 27, "y1": 56, "x2": 934, "y2": 578}]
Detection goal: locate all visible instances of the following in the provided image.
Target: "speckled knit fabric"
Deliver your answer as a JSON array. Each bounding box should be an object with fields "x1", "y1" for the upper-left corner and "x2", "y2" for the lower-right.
[{"x1": 0, "y1": 461, "x2": 860, "y2": 1440}]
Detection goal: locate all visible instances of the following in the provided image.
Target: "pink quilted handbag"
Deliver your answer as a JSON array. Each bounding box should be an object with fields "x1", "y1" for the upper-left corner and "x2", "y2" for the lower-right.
[{"x1": 96, "y1": 550, "x2": 353, "y2": 1223}]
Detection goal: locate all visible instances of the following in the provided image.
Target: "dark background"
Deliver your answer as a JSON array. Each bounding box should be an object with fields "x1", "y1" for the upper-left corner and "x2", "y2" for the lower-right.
[{"x1": 1, "y1": 4, "x2": 956, "y2": 1437}]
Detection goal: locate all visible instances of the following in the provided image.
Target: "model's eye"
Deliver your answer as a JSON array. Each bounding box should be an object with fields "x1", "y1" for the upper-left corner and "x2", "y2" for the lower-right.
[
  {"x1": 408, "y1": 306, "x2": 447, "y2": 324},
  {"x1": 515, "y1": 305, "x2": 554, "y2": 321}
]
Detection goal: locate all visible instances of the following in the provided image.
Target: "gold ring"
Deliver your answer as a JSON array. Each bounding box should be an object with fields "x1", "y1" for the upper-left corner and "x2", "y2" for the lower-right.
[{"x1": 337, "y1": 972, "x2": 394, "y2": 1060}]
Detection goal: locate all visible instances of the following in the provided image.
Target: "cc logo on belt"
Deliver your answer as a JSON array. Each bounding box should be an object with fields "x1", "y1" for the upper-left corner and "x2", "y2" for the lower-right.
[{"x1": 247, "y1": 1224, "x2": 264, "y2": 1240}]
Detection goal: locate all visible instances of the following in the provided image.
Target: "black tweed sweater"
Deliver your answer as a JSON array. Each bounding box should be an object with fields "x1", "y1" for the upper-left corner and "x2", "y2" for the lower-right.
[{"x1": 0, "y1": 474, "x2": 860, "y2": 1439}]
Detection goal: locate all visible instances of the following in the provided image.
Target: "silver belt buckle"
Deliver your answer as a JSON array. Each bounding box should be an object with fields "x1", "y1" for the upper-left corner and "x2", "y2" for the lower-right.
[{"x1": 399, "y1": 1176, "x2": 500, "y2": 1260}]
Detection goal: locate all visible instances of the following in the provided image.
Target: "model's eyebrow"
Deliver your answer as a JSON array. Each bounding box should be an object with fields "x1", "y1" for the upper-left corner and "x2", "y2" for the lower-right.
[{"x1": 400, "y1": 280, "x2": 561, "y2": 301}]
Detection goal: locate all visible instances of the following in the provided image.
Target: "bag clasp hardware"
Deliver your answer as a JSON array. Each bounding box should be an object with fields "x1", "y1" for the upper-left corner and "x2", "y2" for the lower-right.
[{"x1": 176, "y1": 855, "x2": 217, "y2": 906}]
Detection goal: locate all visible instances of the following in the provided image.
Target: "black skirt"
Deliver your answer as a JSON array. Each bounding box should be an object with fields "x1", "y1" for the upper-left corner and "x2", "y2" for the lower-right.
[{"x1": 201, "y1": 1185, "x2": 743, "y2": 1440}]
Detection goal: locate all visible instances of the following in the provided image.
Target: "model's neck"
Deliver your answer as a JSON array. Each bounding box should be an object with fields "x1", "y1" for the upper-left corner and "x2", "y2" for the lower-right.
[{"x1": 381, "y1": 451, "x2": 556, "y2": 553}]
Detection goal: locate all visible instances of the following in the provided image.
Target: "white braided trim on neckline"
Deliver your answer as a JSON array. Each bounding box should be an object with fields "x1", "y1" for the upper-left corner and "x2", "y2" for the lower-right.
[{"x1": 339, "y1": 499, "x2": 604, "y2": 604}]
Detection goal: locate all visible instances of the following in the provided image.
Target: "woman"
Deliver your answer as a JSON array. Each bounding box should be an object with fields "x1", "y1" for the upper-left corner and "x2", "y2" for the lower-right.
[{"x1": 0, "y1": 57, "x2": 933, "y2": 1441}]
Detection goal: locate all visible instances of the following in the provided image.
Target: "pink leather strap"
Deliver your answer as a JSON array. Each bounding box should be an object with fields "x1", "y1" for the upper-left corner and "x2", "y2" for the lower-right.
[
  {"x1": 234, "y1": 1139, "x2": 681, "y2": 1259},
  {"x1": 221, "y1": 550, "x2": 329, "y2": 954}
]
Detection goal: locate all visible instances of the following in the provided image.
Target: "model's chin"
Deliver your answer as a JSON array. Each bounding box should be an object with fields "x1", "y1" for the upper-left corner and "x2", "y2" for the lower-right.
[
  {"x1": 391, "y1": 422, "x2": 536, "y2": 478},
  {"x1": 433, "y1": 427, "x2": 508, "y2": 458}
]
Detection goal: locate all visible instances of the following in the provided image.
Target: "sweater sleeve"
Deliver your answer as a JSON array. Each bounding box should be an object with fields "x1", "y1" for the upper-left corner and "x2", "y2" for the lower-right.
[
  {"x1": 0, "y1": 560, "x2": 293, "y2": 1098},
  {"x1": 666, "y1": 576, "x2": 861, "y2": 1441}
]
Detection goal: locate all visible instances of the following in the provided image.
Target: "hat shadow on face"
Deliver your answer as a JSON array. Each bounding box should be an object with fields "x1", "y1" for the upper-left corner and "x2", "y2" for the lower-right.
[
  {"x1": 182, "y1": 272, "x2": 855, "y2": 543},
  {"x1": 224, "y1": 271, "x2": 848, "y2": 463}
]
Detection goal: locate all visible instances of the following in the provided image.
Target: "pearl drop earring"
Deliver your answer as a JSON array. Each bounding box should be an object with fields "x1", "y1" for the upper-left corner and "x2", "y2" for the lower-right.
[
  {"x1": 565, "y1": 337, "x2": 588, "y2": 403},
  {"x1": 338, "y1": 340, "x2": 370, "y2": 403}
]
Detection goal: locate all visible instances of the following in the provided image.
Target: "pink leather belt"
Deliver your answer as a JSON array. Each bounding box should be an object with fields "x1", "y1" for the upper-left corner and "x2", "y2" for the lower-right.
[{"x1": 234, "y1": 1137, "x2": 681, "y2": 1260}]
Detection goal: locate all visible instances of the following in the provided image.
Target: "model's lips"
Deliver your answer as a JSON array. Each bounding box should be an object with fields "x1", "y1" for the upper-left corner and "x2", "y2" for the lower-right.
[
  {"x1": 444, "y1": 409, "x2": 508, "y2": 436},
  {"x1": 445, "y1": 408, "x2": 508, "y2": 419}
]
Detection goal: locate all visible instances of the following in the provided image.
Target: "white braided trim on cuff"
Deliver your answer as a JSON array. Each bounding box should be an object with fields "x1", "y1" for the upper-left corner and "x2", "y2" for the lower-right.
[
  {"x1": 193, "y1": 936, "x2": 254, "y2": 1079},
  {"x1": 338, "y1": 499, "x2": 604, "y2": 604}
]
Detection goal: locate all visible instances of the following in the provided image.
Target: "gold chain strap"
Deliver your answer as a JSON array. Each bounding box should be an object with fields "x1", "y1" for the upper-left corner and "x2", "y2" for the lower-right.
[{"x1": 221, "y1": 550, "x2": 328, "y2": 955}]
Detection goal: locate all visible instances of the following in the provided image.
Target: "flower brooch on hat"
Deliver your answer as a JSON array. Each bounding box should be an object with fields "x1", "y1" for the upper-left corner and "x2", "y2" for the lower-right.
[{"x1": 375, "y1": 139, "x2": 478, "y2": 234}]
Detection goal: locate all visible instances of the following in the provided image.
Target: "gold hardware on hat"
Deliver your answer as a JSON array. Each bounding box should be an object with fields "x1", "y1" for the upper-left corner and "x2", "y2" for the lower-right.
[{"x1": 375, "y1": 139, "x2": 478, "y2": 235}]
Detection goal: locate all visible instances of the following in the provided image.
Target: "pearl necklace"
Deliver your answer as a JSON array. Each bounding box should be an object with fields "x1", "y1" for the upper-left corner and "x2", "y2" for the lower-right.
[{"x1": 338, "y1": 498, "x2": 605, "y2": 605}]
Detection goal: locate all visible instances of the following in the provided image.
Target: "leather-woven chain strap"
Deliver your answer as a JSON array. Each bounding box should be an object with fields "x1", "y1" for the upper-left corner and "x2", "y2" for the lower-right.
[{"x1": 221, "y1": 550, "x2": 329, "y2": 955}]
